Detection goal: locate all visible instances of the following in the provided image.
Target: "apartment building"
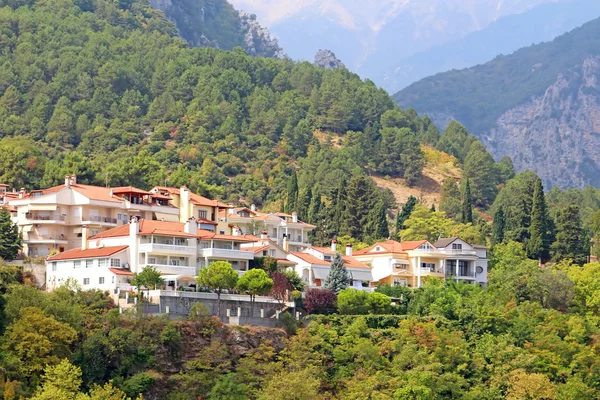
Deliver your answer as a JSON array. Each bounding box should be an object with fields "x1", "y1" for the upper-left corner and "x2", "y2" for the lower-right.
[
  {"x1": 287, "y1": 241, "x2": 373, "y2": 290},
  {"x1": 224, "y1": 206, "x2": 315, "y2": 252},
  {"x1": 46, "y1": 218, "x2": 258, "y2": 292},
  {"x1": 353, "y1": 238, "x2": 488, "y2": 287},
  {"x1": 239, "y1": 233, "x2": 298, "y2": 269},
  {"x1": 8, "y1": 175, "x2": 179, "y2": 257}
]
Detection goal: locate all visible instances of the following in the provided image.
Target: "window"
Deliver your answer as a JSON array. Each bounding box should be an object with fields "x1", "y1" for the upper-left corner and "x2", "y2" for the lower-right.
[
  {"x1": 324, "y1": 255, "x2": 332, "y2": 261},
  {"x1": 452, "y1": 243, "x2": 463, "y2": 250},
  {"x1": 112, "y1": 276, "x2": 115, "y2": 283},
  {"x1": 169, "y1": 259, "x2": 180, "y2": 266},
  {"x1": 99, "y1": 277, "x2": 105, "y2": 284},
  {"x1": 219, "y1": 231, "x2": 225, "y2": 235},
  {"x1": 421, "y1": 263, "x2": 436, "y2": 271},
  {"x1": 110, "y1": 258, "x2": 120, "y2": 268},
  {"x1": 393, "y1": 263, "x2": 407, "y2": 270},
  {"x1": 74, "y1": 260, "x2": 81, "y2": 268},
  {"x1": 85, "y1": 259, "x2": 93, "y2": 268},
  {"x1": 393, "y1": 278, "x2": 408, "y2": 287},
  {"x1": 83, "y1": 278, "x2": 90, "y2": 285},
  {"x1": 117, "y1": 213, "x2": 122, "y2": 221},
  {"x1": 91, "y1": 229, "x2": 99, "y2": 236},
  {"x1": 269, "y1": 249, "x2": 276, "y2": 257},
  {"x1": 98, "y1": 259, "x2": 107, "y2": 268},
  {"x1": 375, "y1": 247, "x2": 381, "y2": 252},
  {"x1": 476, "y1": 266, "x2": 484, "y2": 274},
  {"x1": 198, "y1": 210, "x2": 207, "y2": 219},
  {"x1": 51, "y1": 262, "x2": 57, "y2": 272},
  {"x1": 262, "y1": 251, "x2": 267, "y2": 256}
]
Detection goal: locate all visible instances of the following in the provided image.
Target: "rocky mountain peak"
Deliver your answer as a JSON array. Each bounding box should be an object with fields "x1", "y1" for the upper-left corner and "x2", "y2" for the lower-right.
[{"x1": 313, "y1": 49, "x2": 345, "y2": 70}]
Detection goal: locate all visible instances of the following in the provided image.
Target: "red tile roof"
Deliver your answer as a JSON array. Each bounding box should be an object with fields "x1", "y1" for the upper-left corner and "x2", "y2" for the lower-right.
[
  {"x1": 289, "y1": 252, "x2": 370, "y2": 269},
  {"x1": 47, "y1": 246, "x2": 128, "y2": 261},
  {"x1": 311, "y1": 246, "x2": 336, "y2": 255},
  {"x1": 153, "y1": 186, "x2": 229, "y2": 208},
  {"x1": 111, "y1": 186, "x2": 152, "y2": 195},
  {"x1": 90, "y1": 220, "x2": 197, "y2": 239},
  {"x1": 109, "y1": 268, "x2": 134, "y2": 276},
  {"x1": 354, "y1": 240, "x2": 429, "y2": 255}
]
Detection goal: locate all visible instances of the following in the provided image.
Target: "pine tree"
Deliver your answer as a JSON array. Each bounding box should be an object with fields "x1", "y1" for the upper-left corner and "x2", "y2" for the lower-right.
[
  {"x1": 492, "y1": 206, "x2": 505, "y2": 245},
  {"x1": 463, "y1": 141, "x2": 498, "y2": 206},
  {"x1": 461, "y1": 179, "x2": 473, "y2": 224},
  {"x1": 396, "y1": 195, "x2": 417, "y2": 236},
  {"x1": 332, "y1": 176, "x2": 347, "y2": 233},
  {"x1": 297, "y1": 187, "x2": 312, "y2": 221},
  {"x1": 0, "y1": 207, "x2": 21, "y2": 260},
  {"x1": 526, "y1": 178, "x2": 552, "y2": 262},
  {"x1": 307, "y1": 190, "x2": 322, "y2": 224},
  {"x1": 430, "y1": 204, "x2": 436, "y2": 212},
  {"x1": 552, "y1": 205, "x2": 587, "y2": 265},
  {"x1": 285, "y1": 170, "x2": 298, "y2": 214},
  {"x1": 366, "y1": 198, "x2": 389, "y2": 240},
  {"x1": 324, "y1": 253, "x2": 350, "y2": 294},
  {"x1": 439, "y1": 177, "x2": 461, "y2": 219},
  {"x1": 343, "y1": 175, "x2": 375, "y2": 239}
]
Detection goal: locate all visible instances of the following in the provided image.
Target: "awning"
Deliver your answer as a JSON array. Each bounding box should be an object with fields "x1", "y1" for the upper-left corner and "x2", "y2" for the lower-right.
[
  {"x1": 154, "y1": 212, "x2": 179, "y2": 222},
  {"x1": 28, "y1": 204, "x2": 57, "y2": 211},
  {"x1": 348, "y1": 269, "x2": 373, "y2": 282},
  {"x1": 312, "y1": 267, "x2": 330, "y2": 280},
  {"x1": 161, "y1": 274, "x2": 196, "y2": 281}
]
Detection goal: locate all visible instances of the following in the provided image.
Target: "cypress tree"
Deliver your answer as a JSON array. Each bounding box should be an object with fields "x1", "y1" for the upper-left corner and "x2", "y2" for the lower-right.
[
  {"x1": 396, "y1": 195, "x2": 417, "y2": 236},
  {"x1": 324, "y1": 253, "x2": 351, "y2": 294},
  {"x1": 297, "y1": 187, "x2": 312, "y2": 221},
  {"x1": 461, "y1": 179, "x2": 473, "y2": 224},
  {"x1": 331, "y1": 176, "x2": 347, "y2": 234},
  {"x1": 430, "y1": 204, "x2": 436, "y2": 212},
  {"x1": 526, "y1": 178, "x2": 552, "y2": 262},
  {"x1": 285, "y1": 170, "x2": 298, "y2": 214},
  {"x1": 343, "y1": 175, "x2": 373, "y2": 239},
  {"x1": 366, "y1": 198, "x2": 389, "y2": 240},
  {"x1": 492, "y1": 206, "x2": 505, "y2": 245},
  {"x1": 552, "y1": 205, "x2": 587, "y2": 265},
  {"x1": 307, "y1": 190, "x2": 322, "y2": 224},
  {"x1": 0, "y1": 207, "x2": 21, "y2": 260}
]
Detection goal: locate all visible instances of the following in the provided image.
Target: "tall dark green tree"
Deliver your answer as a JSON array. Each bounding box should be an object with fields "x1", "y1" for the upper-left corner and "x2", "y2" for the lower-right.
[
  {"x1": 439, "y1": 178, "x2": 461, "y2": 219},
  {"x1": 492, "y1": 206, "x2": 506, "y2": 245},
  {"x1": 461, "y1": 179, "x2": 473, "y2": 224},
  {"x1": 0, "y1": 208, "x2": 21, "y2": 261},
  {"x1": 285, "y1": 171, "x2": 298, "y2": 214},
  {"x1": 526, "y1": 178, "x2": 552, "y2": 263},
  {"x1": 297, "y1": 187, "x2": 312, "y2": 221},
  {"x1": 552, "y1": 205, "x2": 588, "y2": 265},
  {"x1": 330, "y1": 176, "x2": 347, "y2": 236},
  {"x1": 437, "y1": 121, "x2": 476, "y2": 162},
  {"x1": 396, "y1": 196, "x2": 417, "y2": 236},
  {"x1": 307, "y1": 190, "x2": 322, "y2": 224},
  {"x1": 324, "y1": 253, "x2": 350, "y2": 294},
  {"x1": 342, "y1": 175, "x2": 375, "y2": 239},
  {"x1": 463, "y1": 141, "x2": 498, "y2": 206},
  {"x1": 366, "y1": 198, "x2": 389, "y2": 240}
]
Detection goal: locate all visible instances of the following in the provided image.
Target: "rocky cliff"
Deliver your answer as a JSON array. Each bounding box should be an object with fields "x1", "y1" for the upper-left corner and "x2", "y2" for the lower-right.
[
  {"x1": 313, "y1": 49, "x2": 345, "y2": 70},
  {"x1": 149, "y1": 0, "x2": 283, "y2": 58}
]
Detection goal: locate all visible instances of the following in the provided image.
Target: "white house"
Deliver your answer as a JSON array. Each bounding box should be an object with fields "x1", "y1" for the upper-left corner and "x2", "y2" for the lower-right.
[{"x1": 432, "y1": 237, "x2": 488, "y2": 285}]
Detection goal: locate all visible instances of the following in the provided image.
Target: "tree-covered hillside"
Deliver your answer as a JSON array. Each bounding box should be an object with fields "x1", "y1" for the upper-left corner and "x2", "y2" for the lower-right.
[{"x1": 394, "y1": 16, "x2": 600, "y2": 135}]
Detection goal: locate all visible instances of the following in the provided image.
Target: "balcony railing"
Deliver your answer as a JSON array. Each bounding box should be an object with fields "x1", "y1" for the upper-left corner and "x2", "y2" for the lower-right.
[
  {"x1": 25, "y1": 213, "x2": 65, "y2": 222},
  {"x1": 392, "y1": 264, "x2": 408, "y2": 271},
  {"x1": 140, "y1": 243, "x2": 196, "y2": 254},
  {"x1": 83, "y1": 216, "x2": 117, "y2": 224},
  {"x1": 420, "y1": 266, "x2": 444, "y2": 274},
  {"x1": 198, "y1": 248, "x2": 255, "y2": 260},
  {"x1": 444, "y1": 249, "x2": 478, "y2": 256},
  {"x1": 24, "y1": 235, "x2": 68, "y2": 243},
  {"x1": 446, "y1": 268, "x2": 476, "y2": 278},
  {"x1": 152, "y1": 265, "x2": 197, "y2": 275}
]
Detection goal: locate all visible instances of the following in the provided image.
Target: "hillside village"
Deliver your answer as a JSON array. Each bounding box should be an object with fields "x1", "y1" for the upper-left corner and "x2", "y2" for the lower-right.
[{"x1": 0, "y1": 175, "x2": 488, "y2": 314}]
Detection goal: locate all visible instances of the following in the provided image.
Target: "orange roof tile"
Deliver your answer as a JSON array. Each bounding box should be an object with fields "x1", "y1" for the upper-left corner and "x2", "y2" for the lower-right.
[
  {"x1": 111, "y1": 186, "x2": 152, "y2": 195},
  {"x1": 290, "y1": 252, "x2": 329, "y2": 266},
  {"x1": 341, "y1": 255, "x2": 371, "y2": 269},
  {"x1": 153, "y1": 186, "x2": 229, "y2": 208},
  {"x1": 90, "y1": 220, "x2": 197, "y2": 239},
  {"x1": 109, "y1": 268, "x2": 134, "y2": 276},
  {"x1": 48, "y1": 246, "x2": 128, "y2": 261},
  {"x1": 354, "y1": 239, "x2": 429, "y2": 255},
  {"x1": 311, "y1": 246, "x2": 336, "y2": 255}
]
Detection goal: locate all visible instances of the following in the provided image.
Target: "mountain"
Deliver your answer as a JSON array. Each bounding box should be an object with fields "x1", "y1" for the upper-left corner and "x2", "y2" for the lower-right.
[
  {"x1": 228, "y1": 0, "x2": 589, "y2": 90},
  {"x1": 149, "y1": 0, "x2": 284, "y2": 57},
  {"x1": 394, "y1": 17, "x2": 600, "y2": 190},
  {"x1": 381, "y1": 0, "x2": 600, "y2": 93}
]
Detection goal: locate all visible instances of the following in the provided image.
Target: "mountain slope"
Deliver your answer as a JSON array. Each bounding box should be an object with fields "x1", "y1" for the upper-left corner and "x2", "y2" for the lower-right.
[
  {"x1": 149, "y1": 0, "x2": 283, "y2": 57},
  {"x1": 381, "y1": 0, "x2": 600, "y2": 93},
  {"x1": 229, "y1": 0, "x2": 585, "y2": 90},
  {"x1": 395, "y1": 17, "x2": 600, "y2": 189}
]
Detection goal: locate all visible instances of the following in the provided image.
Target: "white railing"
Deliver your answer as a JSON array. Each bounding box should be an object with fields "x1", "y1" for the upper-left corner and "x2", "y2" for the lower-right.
[
  {"x1": 444, "y1": 249, "x2": 478, "y2": 256},
  {"x1": 152, "y1": 264, "x2": 197, "y2": 275},
  {"x1": 139, "y1": 243, "x2": 196, "y2": 254},
  {"x1": 197, "y1": 248, "x2": 254, "y2": 260}
]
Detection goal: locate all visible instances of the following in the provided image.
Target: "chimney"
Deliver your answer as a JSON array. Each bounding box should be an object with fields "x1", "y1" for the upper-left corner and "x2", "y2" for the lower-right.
[
  {"x1": 65, "y1": 176, "x2": 71, "y2": 188},
  {"x1": 18, "y1": 188, "x2": 25, "y2": 199},
  {"x1": 70, "y1": 174, "x2": 77, "y2": 185},
  {"x1": 228, "y1": 205, "x2": 235, "y2": 215},
  {"x1": 250, "y1": 204, "x2": 256, "y2": 212},
  {"x1": 81, "y1": 225, "x2": 89, "y2": 250},
  {"x1": 283, "y1": 234, "x2": 289, "y2": 252},
  {"x1": 331, "y1": 239, "x2": 337, "y2": 252},
  {"x1": 180, "y1": 186, "x2": 191, "y2": 220},
  {"x1": 129, "y1": 216, "x2": 140, "y2": 237},
  {"x1": 184, "y1": 217, "x2": 198, "y2": 236},
  {"x1": 346, "y1": 244, "x2": 353, "y2": 257},
  {"x1": 260, "y1": 231, "x2": 268, "y2": 240},
  {"x1": 292, "y1": 212, "x2": 298, "y2": 223}
]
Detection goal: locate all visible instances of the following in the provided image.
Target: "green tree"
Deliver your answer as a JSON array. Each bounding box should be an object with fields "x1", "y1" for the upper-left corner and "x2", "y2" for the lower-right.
[
  {"x1": 342, "y1": 175, "x2": 375, "y2": 239},
  {"x1": 367, "y1": 292, "x2": 391, "y2": 314},
  {"x1": 396, "y1": 195, "x2": 417, "y2": 238},
  {"x1": 285, "y1": 171, "x2": 299, "y2": 214},
  {"x1": 461, "y1": 179, "x2": 473, "y2": 224},
  {"x1": 297, "y1": 187, "x2": 312, "y2": 222},
  {"x1": 30, "y1": 359, "x2": 82, "y2": 400},
  {"x1": 497, "y1": 155, "x2": 516, "y2": 184},
  {"x1": 236, "y1": 268, "x2": 273, "y2": 309},
  {"x1": 197, "y1": 261, "x2": 239, "y2": 315},
  {"x1": 337, "y1": 289, "x2": 370, "y2": 314},
  {"x1": 492, "y1": 206, "x2": 506, "y2": 245},
  {"x1": 527, "y1": 178, "x2": 552, "y2": 263},
  {"x1": 130, "y1": 266, "x2": 164, "y2": 297},
  {"x1": 324, "y1": 253, "x2": 350, "y2": 294},
  {"x1": 366, "y1": 198, "x2": 389, "y2": 240},
  {"x1": 437, "y1": 121, "x2": 476, "y2": 162},
  {"x1": 307, "y1": 190, "x2": 322, "y2": 224},
  {"x1": 439, "y1": 178, "x2": 461, "y2": 219},
  {"x1": 552, "y1": 205, "x2": 587, "y2": 264},
  {"x1": 0, "y1": 207, "x2": 21, "y2": 261},
  {"x1": 463, "y1": 141, "x2": 498, "y2": 206}
]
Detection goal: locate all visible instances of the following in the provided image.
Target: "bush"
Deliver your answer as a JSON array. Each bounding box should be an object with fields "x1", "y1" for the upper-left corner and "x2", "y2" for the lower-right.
[
  {"x1": 337, "y1": 289, "x2": 370, "y2": 314},
  {"x1": 280, "y1": 311, "x2": 299, "y2": 335},
  {"x1": 368, "y1": 292, "x2": 392, "y2": 314},
  {"x1": 302, "y1": 289, "x2": 336, "y2": 314},
  {"x1": 120, "y1": 371, "x2": 157, "y2": 398}
]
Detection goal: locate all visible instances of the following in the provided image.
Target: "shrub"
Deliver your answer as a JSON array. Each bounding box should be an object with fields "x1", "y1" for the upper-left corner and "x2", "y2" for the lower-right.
[
  {"x1": 280, "y1": 311, "x2": 299, "y2": 335},
  {"x1": 303, "y1": 289, "x2": 336, "y2": 314},
  {"x1": 337, "y1": 289, "x2": 369, "y2": 315}
]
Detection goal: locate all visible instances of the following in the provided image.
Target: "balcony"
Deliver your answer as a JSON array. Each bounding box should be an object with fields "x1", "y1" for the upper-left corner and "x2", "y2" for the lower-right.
[
  {"x1": 420, "y1": 265, "x2": 444, "y2": 274},
  {"x1": 152, "y1": 264, "x2": 197, "y2": 276},
  {"x1": 446, "y1": 268, "x2": 476, "y2": 278},
  {"x1": 24, "y1": 234, "x2": 68, "y2": 244},
  {"x1": 25, "y1": 213, "x2": 65, "y2": 224},
  {"x1": 82, "y1": 216, "x2": 118, "y2": 226},
  {"x1": 198, "y1": 247, "x2": 255, "y2": 260},
  {"x1": 140, "y1": 243, "x2": 196, "y2": 255},
  {"x1": 444, "y1": 249, "x2": 478, "y2": 256}
]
